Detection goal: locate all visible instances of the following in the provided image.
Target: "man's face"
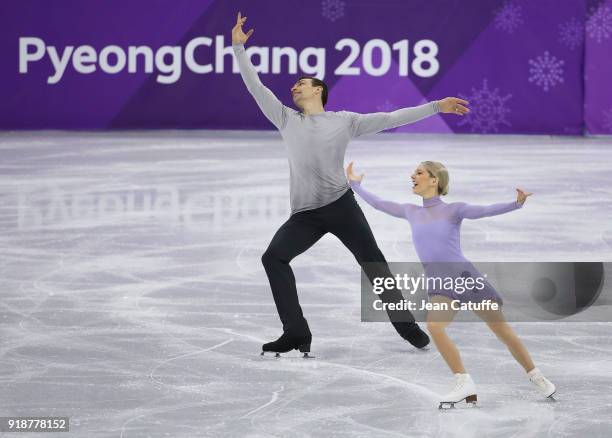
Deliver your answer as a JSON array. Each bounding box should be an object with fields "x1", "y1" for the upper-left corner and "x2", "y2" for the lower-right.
[{"x1": 291, "y1": 78, "x2": 320, "y2": 108}]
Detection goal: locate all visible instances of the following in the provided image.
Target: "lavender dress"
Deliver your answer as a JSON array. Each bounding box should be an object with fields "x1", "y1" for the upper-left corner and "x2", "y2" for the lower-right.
[{"x1": 350, "y1": 181, "x2": 523, "y2": 305}]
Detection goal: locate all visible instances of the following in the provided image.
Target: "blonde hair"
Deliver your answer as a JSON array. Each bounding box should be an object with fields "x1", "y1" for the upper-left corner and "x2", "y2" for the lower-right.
[{"x1": 420, "y1": 161, "x2": 449, "y2": 195}]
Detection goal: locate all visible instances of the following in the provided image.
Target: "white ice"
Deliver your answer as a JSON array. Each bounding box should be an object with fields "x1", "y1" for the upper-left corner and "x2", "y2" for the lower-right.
[{"x1": 0, "y1": 131, "x2": 611, "y2": 437}]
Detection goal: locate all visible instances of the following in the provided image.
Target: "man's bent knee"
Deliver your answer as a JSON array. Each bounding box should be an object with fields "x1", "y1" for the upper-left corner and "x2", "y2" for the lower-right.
[
  {"x1": 261, "y1": 247, "x2": 288, "y2": 267},
  {"x1": 261, "y1": 249, "x2": 277, "y2": 267},
  {"x1": 358, "y1": 246, "x2": 386, "y2": 264}
]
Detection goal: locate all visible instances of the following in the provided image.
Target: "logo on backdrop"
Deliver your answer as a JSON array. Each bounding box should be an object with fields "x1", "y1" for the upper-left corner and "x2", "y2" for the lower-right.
[{"x1": 19, "y1": 36, "x2": 440, "y2": 84}]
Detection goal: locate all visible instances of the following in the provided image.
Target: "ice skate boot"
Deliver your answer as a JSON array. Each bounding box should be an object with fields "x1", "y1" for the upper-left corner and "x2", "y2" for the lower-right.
[
  {"x1": 391, "y1": 321, "x2": 430, "y2": 349},
  {"x1": 528, "y1": 368, "x2": 556, "y2": 399},
  {"x1": 438, "y1": 373, "x2": 478, "y2": 409},
  {"x1": 261, "y1": 333, "x2": 313, "y2": 358}
]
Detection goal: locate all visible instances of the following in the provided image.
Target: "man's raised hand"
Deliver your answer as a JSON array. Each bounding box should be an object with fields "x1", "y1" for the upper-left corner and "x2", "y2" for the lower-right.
[
  {"x1": 232, "y1": 12, "x2": 254, "y2": 45},
  {"x1": 437, "y1": 97, "x2": 470, "y2": 116}
]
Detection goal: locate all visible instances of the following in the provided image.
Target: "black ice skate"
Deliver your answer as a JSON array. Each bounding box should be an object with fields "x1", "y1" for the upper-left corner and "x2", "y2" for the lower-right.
[
  {"x1": 392, "y1": 321, "x2": 430, "y2": 349},
  {"x1": 261, "y1": 333, "x2": 313, "y2": 358}
]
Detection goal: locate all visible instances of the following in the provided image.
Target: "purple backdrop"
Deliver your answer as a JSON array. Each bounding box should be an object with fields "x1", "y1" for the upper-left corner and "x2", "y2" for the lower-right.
[
  {"x1": 0, "y1": 0, "x2": 610, "y2": 135},
  {"x1": 585, "y1": 0, "x2": 612, "y2": 134}
]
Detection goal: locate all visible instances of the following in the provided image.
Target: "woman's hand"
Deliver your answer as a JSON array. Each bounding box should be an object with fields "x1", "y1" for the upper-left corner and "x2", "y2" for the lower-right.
[
  {"x1": 516, "y1": 188, "x2": 532, "y2": 205},
  {"x1": 437, "y1": 97, "x2": 470, "y2": 115},
  {"x1": 346, "y1": 161, "x2": 364, "y2": 183},
  {"x1": 232, "y1": 12, "x2": 254, "y2": 45}
]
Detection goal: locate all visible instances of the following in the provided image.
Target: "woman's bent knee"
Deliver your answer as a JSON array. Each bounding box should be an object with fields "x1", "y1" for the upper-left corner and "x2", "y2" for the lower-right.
[
  {"x1": 427, "y1": 321, "x2": 448, "y2": 333},
  {"x1": 488, "y1": 323, "x2": 515, "y2": 340}
]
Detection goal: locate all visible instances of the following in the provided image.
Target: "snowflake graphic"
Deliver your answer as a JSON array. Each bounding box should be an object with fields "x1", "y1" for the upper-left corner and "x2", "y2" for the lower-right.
[
  {"x1": 559, "y1": 17, "x2": 584, "y2": 50},
  {"x1": 457, "y1": 79, "x2": 512, "y2": 133},
  {"x1": 528, "y1": 51, "x2": 565, "y2": 92},
  {"x1": 494, "y1": 2, "x2": 524, "y2": 34},
  {"x1": 322, "y1": 0, "x2": 345, "y2": 22},
  {"x1": 376, "y1": 100, "x2": 395, "y2": 112},
  {"x1": 587, "y1": 5, "x2": 612, "y2": 43},
  {"x1": 603, "y1": 108, "x2": 612, "y2": 133}
]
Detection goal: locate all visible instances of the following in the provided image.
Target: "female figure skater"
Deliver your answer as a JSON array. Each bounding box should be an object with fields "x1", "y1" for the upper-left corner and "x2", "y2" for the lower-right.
[{"x1": 346, "y1": 161, "x2": 556, "y2": 408}]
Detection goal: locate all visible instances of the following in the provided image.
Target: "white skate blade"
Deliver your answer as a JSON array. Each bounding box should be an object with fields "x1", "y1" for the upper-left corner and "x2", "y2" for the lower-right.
[{"x1": 438, "y1": 395, "x2": 478, "y2": 410}]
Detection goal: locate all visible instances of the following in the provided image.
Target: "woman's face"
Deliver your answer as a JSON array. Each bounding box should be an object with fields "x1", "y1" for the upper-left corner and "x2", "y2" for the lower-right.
[{"x1": 411, "y1": 165, "x2": 437, "y2": 196}]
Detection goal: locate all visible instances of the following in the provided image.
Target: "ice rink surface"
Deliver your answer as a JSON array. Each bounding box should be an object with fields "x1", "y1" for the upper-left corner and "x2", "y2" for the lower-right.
[{"x1": 1, "y1": 131, "x2": 611, "y2": 437}]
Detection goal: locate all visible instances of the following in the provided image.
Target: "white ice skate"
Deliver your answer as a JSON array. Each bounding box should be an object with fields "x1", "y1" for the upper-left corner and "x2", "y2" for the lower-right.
[
  {"x1": 438, "y1": 373, "x2": 478, "y2": 409},
  {"x1": 528, "y1": 368, "x2": 556, "y2": 399}
]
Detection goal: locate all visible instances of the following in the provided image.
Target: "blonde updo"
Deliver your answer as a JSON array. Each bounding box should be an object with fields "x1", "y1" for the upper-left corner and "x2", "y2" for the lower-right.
[{"x1": 420, "y1": 161, "x2": 449, "y2": 195}]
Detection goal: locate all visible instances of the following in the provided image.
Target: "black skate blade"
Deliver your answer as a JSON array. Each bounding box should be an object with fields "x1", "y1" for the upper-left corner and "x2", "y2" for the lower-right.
[
  {"x1": 260, "y1": 351, "x2": 283, "y2": 358},
  {"x1": 259, "y1": 351, "x2": 316, "y2": 359}
]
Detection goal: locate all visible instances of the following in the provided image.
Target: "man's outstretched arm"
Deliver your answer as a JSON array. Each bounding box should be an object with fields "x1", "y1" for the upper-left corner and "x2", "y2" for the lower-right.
[
  {"x1": 232, "y1": 12, "x2": 287, "y2": 130},
  {"x1": 347, "y1": 98, "x2": 469, "y2": 138}
]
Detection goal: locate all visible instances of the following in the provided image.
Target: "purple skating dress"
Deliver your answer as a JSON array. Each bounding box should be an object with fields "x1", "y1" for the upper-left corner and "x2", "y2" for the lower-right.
[{"x1": 350, "y1": 181, "x2": 523, "y2": 305}]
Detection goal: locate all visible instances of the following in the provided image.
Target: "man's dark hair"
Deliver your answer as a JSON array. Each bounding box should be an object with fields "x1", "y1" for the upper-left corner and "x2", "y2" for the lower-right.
[{"x1": 299, "y1": 76, "x2": 328, "y2": 106}]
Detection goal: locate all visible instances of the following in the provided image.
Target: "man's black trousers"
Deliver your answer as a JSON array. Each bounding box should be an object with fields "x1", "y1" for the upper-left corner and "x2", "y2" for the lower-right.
[{"x1": 261, "y1": 188, "x2": 415, "y2": 336}]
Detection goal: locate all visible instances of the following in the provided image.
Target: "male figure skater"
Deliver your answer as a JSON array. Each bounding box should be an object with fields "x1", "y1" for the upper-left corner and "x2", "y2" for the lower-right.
[{"x1": 231, "y1": 12, "x2": 470, "y2": 355}]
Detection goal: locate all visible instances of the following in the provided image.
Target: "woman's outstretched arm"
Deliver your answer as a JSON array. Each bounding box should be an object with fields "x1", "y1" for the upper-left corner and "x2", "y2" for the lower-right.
[
  {"x1": 346, "y1": 162, "x2": 412, "y2": 219},
  {"x1": 455, "y1": 188, "x2": 531, "y2": 220}
]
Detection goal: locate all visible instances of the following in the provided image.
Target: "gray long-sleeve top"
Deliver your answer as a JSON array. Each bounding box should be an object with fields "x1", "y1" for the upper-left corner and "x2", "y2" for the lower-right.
[{"x1": 233, "y1": 43, "x2": 441, "y2": 215}]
